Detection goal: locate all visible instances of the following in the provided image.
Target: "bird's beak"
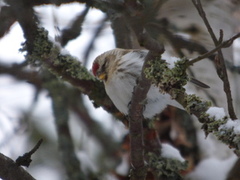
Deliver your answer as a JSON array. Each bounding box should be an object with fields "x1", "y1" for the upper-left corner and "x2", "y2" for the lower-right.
[{"x1": 97, "y1": 73, "x2": 106, "y2": 81}]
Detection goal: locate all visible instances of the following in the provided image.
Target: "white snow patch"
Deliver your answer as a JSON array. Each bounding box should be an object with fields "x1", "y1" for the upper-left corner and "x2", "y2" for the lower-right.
[
  {"x1": 116, "y1": 154, "x2": 129, "y2": 175},
  {"x1": 60, "y1": 48, "x2": 71, "y2": 56},
  {"x1": 165, "y1": 56, "x2": 180, "y2": 69},
  {"x1": 161, "y1": 143, "x2": 185, "y2": 162},
  {"x1": 186, "y1": 155, "x2": 237, "y2": 180},
  {"x1": 206, "y1": 107, "x2": 226, "y2": 120},
  {"x1": 220, "y1": 119, "x2": 240, "y2": 135}
]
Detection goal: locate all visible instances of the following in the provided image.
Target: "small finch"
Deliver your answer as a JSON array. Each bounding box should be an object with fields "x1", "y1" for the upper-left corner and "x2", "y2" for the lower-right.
[{"x1": 92, "y1": 48, "x2": 188, "y2": 118}]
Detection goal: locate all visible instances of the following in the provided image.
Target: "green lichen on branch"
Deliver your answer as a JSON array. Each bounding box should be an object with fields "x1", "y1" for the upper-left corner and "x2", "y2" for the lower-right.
[
  {"x1": 217, "y1": 123, "x2": 240, "y2": 156},
  {"x1": 144, "y1": 56, "x2": 211, "y2": 110},
  {"x1": 145, "y1": 57, "x2": 188, "y2": 99},
  {"x1": 20, "y1": 27, "x2": 94, "y2": 81},
  {"x1": 147, "y1": 152, "x2": 187, "y2": 179},
  {"x1": 200, "y1": 111, "x2": 227, "y2": 135},
  {"x1": 200, "y1": 112, "x2": 240, "y2": 155},
  {"x1": 144, "y1": 55, "x2": 240, "y2": 157},
  {"x1": 19, "y1": 26, "x2": 122, "y2": 120},
  {"x1": 185, "y1": 94, "x2": 211, "y2": 115}
]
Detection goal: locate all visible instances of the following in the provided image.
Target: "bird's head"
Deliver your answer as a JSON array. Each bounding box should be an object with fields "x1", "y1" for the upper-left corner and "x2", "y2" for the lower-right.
[
  {"x1": 92, "y1": 49, "x2": 131, "y2": 82},
  {"x1": 92, "y1": 57, "x2": 108, "y2": 81}
]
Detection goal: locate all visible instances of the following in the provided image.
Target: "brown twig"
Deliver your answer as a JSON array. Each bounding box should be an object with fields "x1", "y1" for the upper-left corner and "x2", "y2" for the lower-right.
[
  {"x1": 15, "y1": 139, "x2": 43, "y2": 167},
  {"x1": 0, "y1": 6, "x2": 16, "y2": 38},
  {"x1": 192, "y1": 0, "x2": 237, "y2": 120},
  {"x1": 128, "y1": 49, "x2": 164, "y2": 180},
  {"x1": 83, "y1": 15, "x2": 108, "y2": 66},
  {"x1": 188, "y1": 33, "x2": 240, "y2": 66},
  {"x1": 123, "y1": 2, "x2": 166, "y2": 178},
  {"x1": 60, "y1": 6, "x2": 89, "y2": 47},
  {"x1": 123, "y1": 1, "x2": 168, "y2": 179}
]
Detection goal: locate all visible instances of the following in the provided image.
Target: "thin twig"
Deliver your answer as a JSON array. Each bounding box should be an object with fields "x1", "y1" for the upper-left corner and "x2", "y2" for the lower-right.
[
  {"x1": 192, "y1": 0, "x2": 237, "y2": 120},
  {"x1": 188, "y1": 33, "x2": 240, "y2": 66},
  {"x1": 15, "y1": 139, "x2": 43, "y2": 167},
  {"x1": 60, "y1": 6, "x2": 89, "y2": 47},
  {"x1": 83, "y1": 16, "x2": 108, "y2": 66}
]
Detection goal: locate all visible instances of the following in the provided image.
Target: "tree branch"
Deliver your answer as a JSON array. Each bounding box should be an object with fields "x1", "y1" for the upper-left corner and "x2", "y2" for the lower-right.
[
  {"x1": 188, "y1": 33, "x2": 240, "y2": 66},
  {"x1": 0, "y1": 153, "x2": 36, "y2": 180},
  {"x1": 128, "y1": 49, "x2": 165, "y2": 180},
  {"x1": 192, "y1": 0, "x2": 237, "y2": 120},
  {"x1": 60, "y1": 6, "x2": 89, "y2": 47},
  {"x1": 83, "y1": 15, "x2": 108, "y2": 66},
  {"x1": 0, "y1": 6, "x2": 16, "y2": 38},
  {"x1": 125, "y1": 3, "x2": 166, "y2": 179},
  {"x1": 15, "y1": 139, "x2": 43, "y2": 167},
  {"x1": 44, "y1": 72, "x2": 86, "y2": 180}
]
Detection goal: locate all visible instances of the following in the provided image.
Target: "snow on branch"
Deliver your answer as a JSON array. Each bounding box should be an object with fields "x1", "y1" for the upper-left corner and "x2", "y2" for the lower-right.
[{"x1": 145, "y1": 56, "x2": 240, "y2": 155}]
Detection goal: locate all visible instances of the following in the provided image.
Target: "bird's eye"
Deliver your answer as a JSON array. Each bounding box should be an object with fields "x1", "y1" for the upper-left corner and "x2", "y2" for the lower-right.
[{"x1": 92, "y1": 62, "x2": 99, "y2": 76}]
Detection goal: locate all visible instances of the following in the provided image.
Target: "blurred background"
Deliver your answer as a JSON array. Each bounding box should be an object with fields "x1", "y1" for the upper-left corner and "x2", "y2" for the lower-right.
[{"x1": 0, "y1": 1, "x2": 240, "y2": 180}]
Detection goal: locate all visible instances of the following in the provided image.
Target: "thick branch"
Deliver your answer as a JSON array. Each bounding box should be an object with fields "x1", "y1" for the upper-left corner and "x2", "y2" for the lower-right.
[
  {"x1": 0, "y1": 153, "x2": 36, "y2": 180},
  {"x1": 109, "y1": 12, "x2": 139, "y2": 49},
  {"x1": 127, "y1": 11, "x2": 165, "y2": 180},
  {"x1": 125, "y1": 2, "x2": 166, "y2": 179},
  {"x1": 128, "y1": 50, "x2": 164, "y2": 180},
  {"x1": 0, "y1": 6, "x2": 16, "y2": 38}
]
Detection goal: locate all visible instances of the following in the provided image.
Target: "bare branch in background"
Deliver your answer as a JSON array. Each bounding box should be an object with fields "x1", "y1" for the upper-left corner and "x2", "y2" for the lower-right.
[
  {"x1": 83, "y1": 16, "x2": 108, "y2": 66},
  {"x1": 0, "y1": 6, "x2": 16, "y2": 38},
  {"x1": 192, "y1": 0, "x2": 237, "y2": 120},
  {"x1": 60, "y1": 6, "x2": 89, "y2": 47},
  {"x1": 188, "y1": 33, "x2": 240, "y2": 66},
  {"x1": 109, "y1": 12, "x2": 139, "y2": 49},
  {"x1": 44, "y1": 72, "x2": 86, "y2": 180}
]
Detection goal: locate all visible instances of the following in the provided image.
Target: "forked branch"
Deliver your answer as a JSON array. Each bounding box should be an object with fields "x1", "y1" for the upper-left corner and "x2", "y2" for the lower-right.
[{"x1": 192, "y1": 0, "x2": 237, "y2": 120}]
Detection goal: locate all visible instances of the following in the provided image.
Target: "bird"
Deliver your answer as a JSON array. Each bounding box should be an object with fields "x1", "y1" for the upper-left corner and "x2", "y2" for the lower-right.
[{"x1": 92, "y1": 48, "x2": 194, "y2": 118}]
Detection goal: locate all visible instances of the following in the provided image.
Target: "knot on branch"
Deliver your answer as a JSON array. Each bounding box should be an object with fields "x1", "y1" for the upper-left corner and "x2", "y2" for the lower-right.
[{"x1": 15, "y1": 139, "x2": 43, "y2": 167}]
